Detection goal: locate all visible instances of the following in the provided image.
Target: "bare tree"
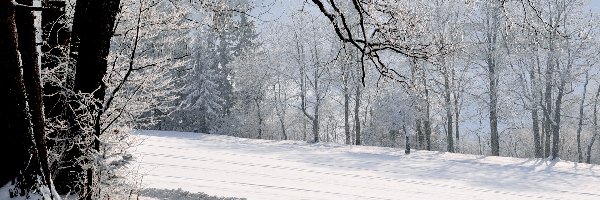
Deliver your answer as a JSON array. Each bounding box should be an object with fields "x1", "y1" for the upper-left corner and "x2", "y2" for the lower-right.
[
  {"x1": 586, "y1": 85, "x2": 600, "y2": 164},
  {"x1": 576, "y1": 72, "x2": 589, "y2": 162}
]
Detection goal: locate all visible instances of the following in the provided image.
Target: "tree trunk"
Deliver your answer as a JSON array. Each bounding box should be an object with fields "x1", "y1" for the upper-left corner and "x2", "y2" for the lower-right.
[
  {"x1": 488, "y1": 57, "x2": 499, "y2": 156},
  {"x1": 454, "y1": 89, "x2": 460, "y2": 153},
  {"x1": 279, "y1": 117, "x2": 287, "y2": 140},
  {"x1": 344, "y1": 66, "x2": 351, "y2": 145},
  {"x1": 354, "y1": 83, "x2": 361, "y2": 145},
  {"x1": 313, "y1": 77, "x2": 320, "y2": 143},
  {"x1": 255, "y1": 98, "x2": 263, "y2": 139},
  {"x1": 552, "y1": 80, "x2": 564, "y2": 160},
  {"x1": 551, "y1": 29, "x2": 572, "y2": 160},
  {"x1": 444, "y1": 64, "x2": 454, "y2": 153},
  {"x1": 416, "y1": 119, "x2": 423, "y2": 149},
  {"x1": 424, "y1": 77, "x2": 432, "y2": 151},
  {"x1": 0, "y1": 0, "x2": 53, "y2": 196},
  {"x1": 543, "y1": 41, "x2": 554, "y2": 158},
  {"x1": 404, "y1": 125, "x2": 410, "y2": 154},
  {"x1": 15, "y1": 0, "x2": 54, "y2": 192},
  {"x1": 530, "y1": 68, "x2": 543, "y2": 158},
  {"x1": 486, "y1": 1, "x2": 501, "y2": 157},
  {"x1": 576, "y1": 72, "x2": 589, "y2": 162},
  {"x1": 70, "y1": 0, "x2": 121, "y2": 198}
]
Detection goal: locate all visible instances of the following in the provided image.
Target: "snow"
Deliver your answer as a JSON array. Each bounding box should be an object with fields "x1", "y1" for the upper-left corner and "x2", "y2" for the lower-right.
[
  {"x1": 0, "y1": 179, "x2": 55, "y2": 200},
  {"x1": 132, "y1": 130, "x2": 600, "y2": 200}
]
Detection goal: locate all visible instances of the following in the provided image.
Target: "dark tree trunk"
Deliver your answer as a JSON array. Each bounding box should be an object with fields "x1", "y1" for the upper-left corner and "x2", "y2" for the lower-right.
[
  {"x1": 0, "y1": 0, "x2": 53, "y2": 196},
  {"x1": 488, "y1": 57, "x2": 499, "y2": 156},
  {"x1": 69, "y1": 0, "x2": 121, "y2": 198},
  {"x1": 552, "y1": 82, "x2": 564, "y2": 159},
  {"x1": 543, "y1": 44, "x2": 554, "y2": 159},
  {"x1": 444, "y1": 65, "x2": 454, "y2": 153},
  {"x1": 486, "y1": 1, "x2": 500, "y2": 157},
  {"x1": 576, "y1": 73, "x2": 589, "y2": 162},
  {"x1": 0, "y1": 0, "x2": 33, "y2": 188},
  {"x1": 416, "y1": 119, "x2": 424, "y2": 149},
  {"x1": 530, "y1": 69, "x2": 543, "y2": 158},
  {"x1": 14, "y1": 0, "x2": 54, "y2": 193},
  {"x1": 255, "y1": 98, "x2": 263, "y2": 139},
  {"x1": 454, "y1": 90, "x2": 460, "y2": 153},
  {"x1": 404, "y1": 125, "x2": 410, "y2": 154},
  {"x1": 344, "y1": 66, "x2": 351, "y2": 145},
  {"x1": 313, "y1": 70, "x2": 320, "y2": 143},
  {"x1": 354, "y1": 83, "x2": 361, "y2": 145},
  {"x1": 552, "y1": 57, "x2": 570, "y2": 160},
  {"x1": 424, "y1": 78, "x2": 432, "y2": 151}
]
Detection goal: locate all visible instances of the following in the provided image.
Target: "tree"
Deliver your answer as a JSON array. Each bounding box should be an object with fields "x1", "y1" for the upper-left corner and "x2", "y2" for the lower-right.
[
  {"x1": 310, "y1": 0, "x2": 438, "y2": 84},
  {"x1": 586, "y1": 84, "x2": 600, "y2": 164},
  {"x1": 0, "y1": 0, "x2": 55, "y2": 198},
  {"x1": 576, "y1": 72, "x2": 589, "y2": 162},
  {"x1": 68, "y1": 0, "x2": 121, "y2": 198}
]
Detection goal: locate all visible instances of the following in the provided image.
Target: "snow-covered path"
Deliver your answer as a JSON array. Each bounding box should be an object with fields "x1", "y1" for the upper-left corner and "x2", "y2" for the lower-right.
[{"x1": 132, "y1": 130, "x2": 600, "y2": 200}]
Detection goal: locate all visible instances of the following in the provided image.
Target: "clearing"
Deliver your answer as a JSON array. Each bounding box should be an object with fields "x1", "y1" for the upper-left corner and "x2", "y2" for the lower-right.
[{"x1": 132, "y1": 130, "x2": 600, "y2": 200}]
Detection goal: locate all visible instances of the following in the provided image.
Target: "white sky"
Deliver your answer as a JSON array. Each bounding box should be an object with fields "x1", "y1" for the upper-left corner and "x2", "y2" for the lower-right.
[{"x1": 252, "y1": 0, "x2": 600, "y2": 28}]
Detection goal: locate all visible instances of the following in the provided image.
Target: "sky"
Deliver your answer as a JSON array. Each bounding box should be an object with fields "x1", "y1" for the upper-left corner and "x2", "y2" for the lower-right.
[
  {"x1": 589, "y1": 1, "x2": 600, "y2": 11},
  {"x1": 250, "y1": 0, "x2": 304, "y2": 31},
  {"x1": 253, "y1": 0, "x2": 600, "y2": 30}
]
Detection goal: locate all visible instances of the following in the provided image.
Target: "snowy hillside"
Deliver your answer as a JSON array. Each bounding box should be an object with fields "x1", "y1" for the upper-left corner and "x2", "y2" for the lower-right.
[{"x1": 132, "y1": 130, "x2": 600, "y2": 200}]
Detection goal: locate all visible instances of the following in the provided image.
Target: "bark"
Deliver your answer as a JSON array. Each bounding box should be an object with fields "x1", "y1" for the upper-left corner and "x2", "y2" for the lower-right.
[
  {"x1": 416, "y1": 119, "x2": 424, "y2": 149},
  {"x1": 411, "y1": 58, "x2": 425, "y2": 149},
  {"x1": 15, "y1": 0, "x2": 54, "y2": 192},
  {"x1": 551, "y1": 24, "x2": 571, "y2": 159},
  {"x1": 255, "y1": 98, "x2": 263, "y2": 139},
  {"x1": 404, "y1": 125, "x2": 410, "y2": 154},
  {"x1": 343, "y1": 65, "x2": 351, "y2": 145},
  {"x1": 454, "y1": 89, "x2": 460, "y2": 152},
  {"x1": 552, "y1": 77, "x2": 564, "y2": 159},
  {"x1": 486, "y1": 1, "x2": 500, "y2": 157},
  {"x1": 543, "y1": 34, "x2": 554, "y2": 159},
  {"x1": 488, "y1": 56, "x2": 499, "y2": 156},
  {"x1": 313, "y1": 74, "x2": 320, "y2": 143},
  {"x1": 279, "y1": 117, "x2": 286, "y2": 140},
  {"x1": 530, "y1": 66, "x2": 543, "y2": 158},
  {"x1": 543, "y1": 74, "x2": 552, "y2": 158},
  {"x1": 69, "y1": 0, "x2": 121, "y2": 198},
  {"x1": 444, "y1": 64, "x2": 454, "y2": 153},
  {"x1": 354, "y1": 83, "x2": 361, "y2": 145},
  {"x1": 0, "y1": 0, "x2": 53, "y2": 196},
  {"x1": 424, "y1": 77, "x2": 432, "y2": 151},
  {"x1": 532, "y1": 103, "x2": 542, "y2": 157},
  {"x1": 576, "y1": 72, "x2": 589, "y2": 162}
]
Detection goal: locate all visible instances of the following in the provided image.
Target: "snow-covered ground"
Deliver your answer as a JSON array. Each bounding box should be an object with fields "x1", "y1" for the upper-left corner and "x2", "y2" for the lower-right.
[{"x1": 132, "y1": 130, "x2": 600, "y2": 200}]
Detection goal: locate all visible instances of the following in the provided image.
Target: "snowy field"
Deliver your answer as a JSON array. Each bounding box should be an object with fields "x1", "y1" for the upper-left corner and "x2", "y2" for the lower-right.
[{"x1": 132, "y1": 130, "x2": 600, "y2": 200}]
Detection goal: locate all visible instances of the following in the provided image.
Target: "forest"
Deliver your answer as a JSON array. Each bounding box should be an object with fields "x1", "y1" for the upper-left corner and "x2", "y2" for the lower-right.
[{"x1": 1, "y1": 0, "x2": 600, "y2": 199}]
